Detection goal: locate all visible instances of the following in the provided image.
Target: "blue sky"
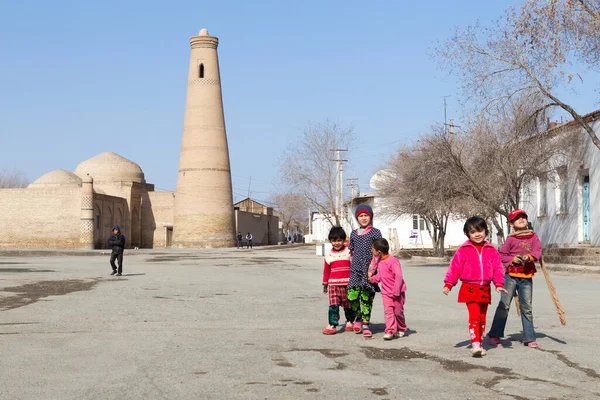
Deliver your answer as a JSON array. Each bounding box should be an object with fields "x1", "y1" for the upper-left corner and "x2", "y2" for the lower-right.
[{"x1": 1, "y1": 0, "x2": 598, "y2": 204}]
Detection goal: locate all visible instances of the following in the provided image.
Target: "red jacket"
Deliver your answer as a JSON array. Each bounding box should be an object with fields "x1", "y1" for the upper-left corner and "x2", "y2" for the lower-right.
[{"x1": 444, "y1": 240, "x2": 505, "y2": 289}]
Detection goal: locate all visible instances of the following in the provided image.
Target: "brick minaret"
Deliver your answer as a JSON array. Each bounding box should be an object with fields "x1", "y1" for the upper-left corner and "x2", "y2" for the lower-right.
[{"x1": 173, "y1": 29, "x2": 236, "y2": 248}]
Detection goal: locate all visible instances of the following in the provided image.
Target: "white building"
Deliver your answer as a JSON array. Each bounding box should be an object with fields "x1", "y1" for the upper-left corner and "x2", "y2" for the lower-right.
[
  {"x1": 520, "y1": 111, "x2": 600, "y2": 247},
  {"x1": 308, "y1": 172, "x2": 471, "y2": 249}
]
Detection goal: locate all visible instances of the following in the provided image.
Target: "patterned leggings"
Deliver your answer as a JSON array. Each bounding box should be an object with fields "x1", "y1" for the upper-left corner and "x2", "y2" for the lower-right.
[{"x1": 347, "y1": 287, "x2": 375, "y2": 324}]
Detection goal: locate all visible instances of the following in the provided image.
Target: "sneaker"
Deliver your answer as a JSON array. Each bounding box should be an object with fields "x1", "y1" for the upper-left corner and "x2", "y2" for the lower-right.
[
  {"x1": 353, "y1": 322, "x2": 362, "y2": 334},
  {"x1": 395, "y1": 331, "x2": 405, "y2": 338},
  {"x1": 525, "y1": 341, "x2": 539, "y2": 348},
  {"x1": 116, "y1": 273, "x2": 122, "y2": 276},
  {"x1": 471, "y1": 343, "x2": 483, "y2": 357},
  {"x1": 486, "y1": 334, "x2": 503, "y2": 347},
  {"x1": 362, "y1": 325, "x2": 372, "y2": 338},
  {"x1": 383, "y1": 333, "x2": 394, "y2": 340},
  {"x1": 345, "y1": 322, "x2": 354, "y2": 332},
  {"x1": 110, "y1": 271, "x2": 117, "y2": 276},
  {"x1": 322, "y1": 326, "x2": 336, "y2": 335}
]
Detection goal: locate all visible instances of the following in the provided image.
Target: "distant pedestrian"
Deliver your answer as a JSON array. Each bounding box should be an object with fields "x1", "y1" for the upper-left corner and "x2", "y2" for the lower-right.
[
  {"x1": 108, "y1": 225, "x2": 125, "y2": 276},
  {"x1": 245, "y1": 232, "x2": 253, "y2": 249},
  {"x1": 293, "y1": 233, "x2": 298, "y2": 243},
  {"x1": 236, "y1": 232, "x2": 243, "y2": 249},
  {"x1": 487, "y1": 209, "x2": 542, "y2": 349},
  {"x1": 443, "y1": 216, "x2": 507, "y2": 357},
  {"x1": 288, "y1": 235, "x2": 292, "y2": 243},
  {"x1": 322, "y1": 227, "x2": 354, "y2": 335},
  {"x1": 368, "y1": 238, "x2": 407, "y2": 340}
]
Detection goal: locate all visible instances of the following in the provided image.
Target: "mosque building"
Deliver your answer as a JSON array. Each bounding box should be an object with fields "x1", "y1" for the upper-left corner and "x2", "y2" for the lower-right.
[{"x1": 0, "y1": 29, "x2": 279, "y2": 249}]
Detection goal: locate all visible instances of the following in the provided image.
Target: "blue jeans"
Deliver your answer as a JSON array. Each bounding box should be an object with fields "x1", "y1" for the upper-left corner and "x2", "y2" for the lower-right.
[{"x1": 489, "y1": 274, "x2": 536, "y2": 343}]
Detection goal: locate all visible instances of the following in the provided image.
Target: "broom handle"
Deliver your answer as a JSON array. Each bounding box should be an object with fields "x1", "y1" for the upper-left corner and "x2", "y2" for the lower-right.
[{"x1": 539, "y1": 256, "x2": 567, "y2": 326}]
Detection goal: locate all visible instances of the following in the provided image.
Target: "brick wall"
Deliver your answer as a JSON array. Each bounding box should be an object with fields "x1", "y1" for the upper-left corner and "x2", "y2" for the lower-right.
[
  {"x1": 235, "y1": 210, "x2": 279, "y2": 246},
  {"x1": 94, "y1": 194, "x2": 127, "y2": 249},
  {"x1": 141, "y1": 191, "x2": 175, "y2": 248},
  {"x1": 0, "y1": 188, "x2": 81, "y2": 248}
]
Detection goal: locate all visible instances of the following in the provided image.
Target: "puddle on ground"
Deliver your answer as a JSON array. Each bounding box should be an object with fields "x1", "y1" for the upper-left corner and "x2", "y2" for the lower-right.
[
  {"x1": 0, "y1": 268, "x2": 55, "y2": 273},
  {"x1": 0, "y1": 279, "x2": 99, "y2": 311},
  {"x1": 290, "y1": 348, "x2": 349, "y2": 359},
  {"x1": 369, "y1": 388, "x2": 389, "y2": 396},
  {"x1": 247, "y1": 257, "x2": 281, "y2": 264},
  {"x1": 272, "y1": 357, "x2": 295, "y2": 367},
  {"x1": 146, "y1": 255, "x2": 212, "y2": 263},
  {"x1": 362, "y1": 346, "x2": 582, "y2": 399}
]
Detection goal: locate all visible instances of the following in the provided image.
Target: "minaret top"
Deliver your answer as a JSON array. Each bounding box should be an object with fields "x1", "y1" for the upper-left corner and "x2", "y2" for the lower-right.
[{"x1": 190, "y1": 28, "x2": 218, "y2": 49}]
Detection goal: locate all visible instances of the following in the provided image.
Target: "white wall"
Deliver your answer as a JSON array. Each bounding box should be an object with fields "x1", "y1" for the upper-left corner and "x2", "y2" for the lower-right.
[{"x1": 520, "y1": 118, "x2": 600, "y2": 247}]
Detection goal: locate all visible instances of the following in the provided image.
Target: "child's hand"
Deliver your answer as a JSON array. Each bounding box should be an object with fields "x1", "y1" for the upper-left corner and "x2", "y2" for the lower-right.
[
  {"x1": 367, "y1": 273, "x2": 372, "y2": 280},
  {"x1": 496, "y1": 286, "x2": 508, "y2": 294},
  {"x1": 322, "y1": 284, "x2": 328, "y2": 293},
  {"x1": 512, "y1": 256, "x2": 523, "y2": 265},
  {"x1": 443, "y1": 287, "x2": 450, "y2": 296}
]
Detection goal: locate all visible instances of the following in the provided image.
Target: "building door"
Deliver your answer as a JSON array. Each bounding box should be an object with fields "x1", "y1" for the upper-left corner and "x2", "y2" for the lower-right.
[
  {"x1": 166, "y1": 227, "x2": 173, "y2": 248},
  {"x1": 582, "y1": 175, "x2": 591, "y2": 242}
]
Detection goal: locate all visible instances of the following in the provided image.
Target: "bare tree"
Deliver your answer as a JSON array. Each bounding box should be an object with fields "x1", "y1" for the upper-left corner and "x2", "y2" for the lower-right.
[
  {"x1": 271, "y1": 193, "x2": 310, "y2": 236},
  {"x1": 377, "y1": 134, "x2": 459, "y2": 257},
  {"x1": 437, "y1": 0, "x2": 600, "y2": 149},
  {"x1": 0, "y1": 168, "x2": 29, "y2": 188},
  {"x1": 278, "y1": 121, "x2": 354, "y2": 226},
  {"x1": 430, "y1": 96, "x2": 581, "y2": 241}
]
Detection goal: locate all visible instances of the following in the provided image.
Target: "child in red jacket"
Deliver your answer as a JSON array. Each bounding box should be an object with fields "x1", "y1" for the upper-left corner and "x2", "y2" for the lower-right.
[
  {"x1": 443, "y1": 216, "x2": 507, "y2": 357},
  {"x1": 368, "y1": 238, "x2": 407, "y2": 340}
]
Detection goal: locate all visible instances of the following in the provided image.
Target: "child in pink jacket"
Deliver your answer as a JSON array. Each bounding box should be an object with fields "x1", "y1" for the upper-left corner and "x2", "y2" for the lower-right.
[
  {"x1": 443, "y1": 216, "x2": 507, "y2": 357},
  {"x1": 369, "y1": 238, "x2": 407, "y2": 340}
]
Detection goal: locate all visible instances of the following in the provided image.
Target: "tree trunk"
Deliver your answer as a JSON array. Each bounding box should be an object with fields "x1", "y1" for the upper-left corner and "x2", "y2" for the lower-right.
[{"x1": 437, "y1": 232, "x2": 446, "y2": 258}]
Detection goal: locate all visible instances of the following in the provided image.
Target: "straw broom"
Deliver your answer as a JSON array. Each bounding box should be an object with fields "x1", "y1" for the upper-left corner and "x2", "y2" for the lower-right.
[{"x1": 540, "y1": 256, "x2": 567, "y2": 326}]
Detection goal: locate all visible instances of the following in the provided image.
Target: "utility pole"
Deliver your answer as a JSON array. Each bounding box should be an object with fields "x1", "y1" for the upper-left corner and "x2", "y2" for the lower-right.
[
  {"x1": 346, "y1": 178, "x2": 359, "y2": 200},
  {"x1": 330, "y1": 149, "x2": 348, "y2": 225}
]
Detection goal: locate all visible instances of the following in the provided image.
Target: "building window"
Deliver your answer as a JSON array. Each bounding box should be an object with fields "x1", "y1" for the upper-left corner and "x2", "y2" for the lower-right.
[
  {"x1": 556, "y1": 165, "x2": 568, "y2": 214},
  {"x1": 199, "y1": 64, "x2": 204, "y2": 78},
  {"x1": 412, "y1": 215, "x2": 427, "y2": 230},
  {"x1": 538, "y1": 174, "x2": 547, "y2": 217}
]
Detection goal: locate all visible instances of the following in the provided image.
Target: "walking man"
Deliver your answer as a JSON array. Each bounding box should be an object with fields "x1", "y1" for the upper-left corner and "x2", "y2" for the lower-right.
[
  {"x1": 236, "y1": 232, "x2": 243, "y2": 249},
  {"x1": 246, "y1": 232, "x2": 253, "y2": 249},
  {"x1": 108, "y1": 225, "x2": 125, "y2": 276}
]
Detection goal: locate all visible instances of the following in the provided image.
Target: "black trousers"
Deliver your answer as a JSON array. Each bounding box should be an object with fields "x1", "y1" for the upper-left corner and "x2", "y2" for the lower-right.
[{"x1": 110, "y1": 252, "x2": 123, "y2": 274}]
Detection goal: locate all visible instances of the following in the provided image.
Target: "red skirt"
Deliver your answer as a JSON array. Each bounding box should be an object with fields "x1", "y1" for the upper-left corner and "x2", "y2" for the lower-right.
[{"x1": 457, "y1": 282, "x2": 491, "y2": 304}]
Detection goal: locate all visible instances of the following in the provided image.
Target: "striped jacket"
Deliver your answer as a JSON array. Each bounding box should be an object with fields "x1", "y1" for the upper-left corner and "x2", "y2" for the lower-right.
[{"x1": 322, "y1": 247, "x2": 351, "y2": 286}]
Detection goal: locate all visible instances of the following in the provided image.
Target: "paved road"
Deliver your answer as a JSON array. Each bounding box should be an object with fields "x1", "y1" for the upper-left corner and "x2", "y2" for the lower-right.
[{"x1": 0, "y1": 247, "x2": 598, "y2": 399}]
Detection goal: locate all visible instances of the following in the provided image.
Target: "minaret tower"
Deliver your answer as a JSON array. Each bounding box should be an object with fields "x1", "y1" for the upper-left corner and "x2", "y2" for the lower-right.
[{"x1": 173, "y1": 29, "x2": 236, "y2": 247}]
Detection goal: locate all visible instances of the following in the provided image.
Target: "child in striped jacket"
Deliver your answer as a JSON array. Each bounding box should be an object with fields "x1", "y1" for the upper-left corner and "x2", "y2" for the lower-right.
[{"x1": 322, "y1": 227, "x2": 355, "y2": 335}]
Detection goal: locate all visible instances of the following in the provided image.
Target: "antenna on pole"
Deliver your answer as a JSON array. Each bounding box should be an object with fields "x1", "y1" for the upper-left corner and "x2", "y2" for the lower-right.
[{"x1": 443, "y1": 95, "x2": 451, "y2": 135}]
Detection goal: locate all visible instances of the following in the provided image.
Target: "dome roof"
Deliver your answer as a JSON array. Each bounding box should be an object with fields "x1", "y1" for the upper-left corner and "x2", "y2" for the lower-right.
[
  {"x1": 29, "y1": 169, "x2": 82, "y2": 188},
  {"x1": 74, "y1": 152, "x2": 145, "y2": 183}
]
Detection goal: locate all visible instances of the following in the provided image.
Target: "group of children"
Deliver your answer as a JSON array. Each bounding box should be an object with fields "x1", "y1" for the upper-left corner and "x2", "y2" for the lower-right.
[{"x1": 321, "y1": 205, "x2": 542, "y2": 357}]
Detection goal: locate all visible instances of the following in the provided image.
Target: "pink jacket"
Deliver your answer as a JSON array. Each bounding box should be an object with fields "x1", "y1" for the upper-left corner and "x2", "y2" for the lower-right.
[
  {"x1": 444, "y1": 240, "x2": 505, "y2": 289},
  {"x1": 369, "y1": 255, "x2": 407, "y2": 297}
]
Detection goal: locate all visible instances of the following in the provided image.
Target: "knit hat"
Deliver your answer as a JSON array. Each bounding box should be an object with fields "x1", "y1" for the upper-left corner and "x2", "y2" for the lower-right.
[
  {"x1": 508, "y1": 209, "x2": 528, "y2": 222},
  {"x1": 355, "y1": 204, "x2": 373, "y2": 219},
  {"x1": 113, "y1": 225, "x2": 121, "y2": 232}
]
